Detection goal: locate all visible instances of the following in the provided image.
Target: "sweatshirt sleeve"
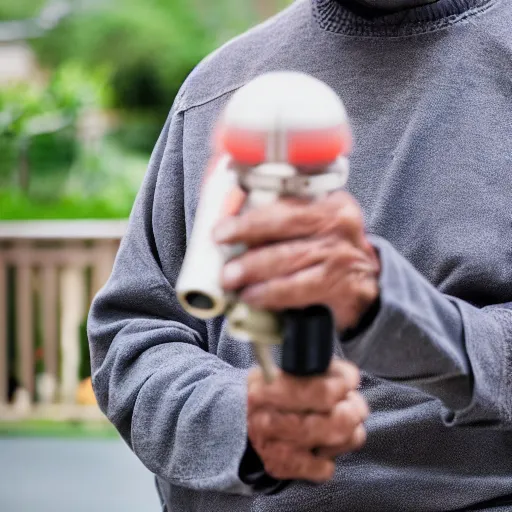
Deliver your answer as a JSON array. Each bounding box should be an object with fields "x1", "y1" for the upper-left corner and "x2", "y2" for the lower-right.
[
  {"x1": 87, "y1": 102, "x2": 254, "y2": 495},
  {"x1": 341, "y1": 235, "x2": 512, "y2": 428}
]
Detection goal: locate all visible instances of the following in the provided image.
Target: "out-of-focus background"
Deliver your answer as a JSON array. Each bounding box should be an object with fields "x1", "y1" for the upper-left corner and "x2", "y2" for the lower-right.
[{"x1": 0, "y1": 1, "x2": 289, "y2": 510}]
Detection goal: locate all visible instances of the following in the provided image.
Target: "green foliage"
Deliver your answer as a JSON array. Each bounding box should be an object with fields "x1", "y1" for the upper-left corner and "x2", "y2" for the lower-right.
[
  {"x1": 0, "y1": 61, "x2": 111, "y2": 140},
  {"x1": 0, "y1": 138, "x2": 148, "y2": 219},
  {"x1": 0, "y1": 0, "x2": 290, "y2": 220},
  {"x1": 33, "y1": 0, "x2": 224, "y2": 112},
  {"x1": 0, "y1": 61, "x2": 113, "y2": 195},
  {"x1": 0, "y1": 0, "x2": 45, "y2": 20}
]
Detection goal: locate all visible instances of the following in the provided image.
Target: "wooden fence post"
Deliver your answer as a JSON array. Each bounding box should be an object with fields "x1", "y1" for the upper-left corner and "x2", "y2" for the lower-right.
[
  {"x1": 40, "y1": 265, "x2": 58, "y2": 403},
  {"x1": 60, "y1": 264, "x2": 86, "y2": 404},
  {"x1": 0, "y1": 259, "x2": 7, "y2": 405},
  {"x1": 0, "y1": 220, "x2": 126, "y2": 413},
  {"x1": 16, "y1": 259, "x2": 34, "y2": 400}
]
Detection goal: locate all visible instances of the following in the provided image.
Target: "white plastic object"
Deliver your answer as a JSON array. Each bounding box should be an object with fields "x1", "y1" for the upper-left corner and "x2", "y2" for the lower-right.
[
  {"x1": 219, "y1": 71, "x2": 350, "y2": 164},
  {"x1": 222, "y1": 71, "x2": 348, "y2": 132},
  {"x1": 175, "y1": 155, "x2": 236, "y2": 319}
]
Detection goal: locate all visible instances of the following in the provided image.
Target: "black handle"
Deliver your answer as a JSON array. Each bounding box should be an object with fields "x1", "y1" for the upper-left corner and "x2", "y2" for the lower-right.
[{"x1": 281, "y1": 305, "x2": 334, "y2": 377}]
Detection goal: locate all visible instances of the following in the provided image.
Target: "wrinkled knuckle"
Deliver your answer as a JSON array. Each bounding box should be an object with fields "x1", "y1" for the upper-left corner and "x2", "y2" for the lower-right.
[
  {"x1": 284, "y1": 413, "x2": 302, "y2": 439},
  {"x1": 296, "y1": 203, "x2": 324, "y2": 233},
  {"x1": 340, "y1": 374, "x2": 360, "y2": 396},
  {"x1": 250, "y1": 410, "x2": 270, "y2": 437},
  {"x1": 327, "y1": 427, "x2": 349, "y2": 446},
  {"x1": 301, "y1": 415, "x2": 320, "y2": 442},
  {"x1": 324, "y1": 461, "x2": 336, "y2": 479},
  {"x1": 259, "y1": 411, "x2": 274, "y2": 435},
  {"x1": 335, "y1": 400, "x2": 354, "y2": 423},
  {"x1": 339, "y1": 206, "x2": 364, "y2": 237},
  {"x1": 356, "y1": 395, "x2": 370, "y2": 419},
  {"x1": 323, "y1": 382, "x2": 341, "y2": 409},
  {"x1": 354, "y1": 271, "x2": 377, "y2": 296},
  {"x1": 329, "y1": 241, "x2": 352, "y2": 264},
  {"x1": 358, "y1": 285, "x2": 376, "y2": 306},
  {"x1": 314, "y1": 237, "x2": 339, "y2": 265},
  {"x1": 264, "y1": 460, "x2": 284, "y2": 480},
  {"x1": 238, "y1": 256, "x2": 255, "y2": 282},
  {"x1": 345, "y1": 364, "x2": 361, "y2": 388},
  {"x1": 361, "y1": 279, "x2": 380, "y2": 305},
  {"x1": 352, "y1": 426, "x2": 368, "y2": 450},
  {"x1": 277, "y1": 212, "x2": 295, "y2": 233},
  {"x1": 247, "y1": 420, "x2": 259, "y2": 440},
  {"x1": 344, "y1": 198, "x2": 365, "y2": 223},
  {"x1": 247, "y1": 387, "x2": 262, "y2": 410},
  {"x1": 336, "y1": 419, "x2": 358, "y2": 442},
  {"x1": 280, "y1": 241, "x2": 296, "y2": 260},
  {"x1": 295, "y1": 385, "x2": 311, "y2": 407},
  {"x1": 236, "y1": 215, "x2": 250, "y2": 237},
  {"x1": 262, "y1": 447, "x2": 292, "y2": 479},
  {"x1": 311, "y1": 266, "x2": 329, "y2": 293},
  {"x1": 247, "y1": 422, "x2": 262, "y2": 444},
  {"x1": 346, "y1": 276, "x2": 363, "y2": 300}
]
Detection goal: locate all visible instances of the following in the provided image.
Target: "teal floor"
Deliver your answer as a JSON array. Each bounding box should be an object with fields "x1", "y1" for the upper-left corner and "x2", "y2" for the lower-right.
[{"x1": 0, "y1": 438, "x2": 161, "y2": 511}]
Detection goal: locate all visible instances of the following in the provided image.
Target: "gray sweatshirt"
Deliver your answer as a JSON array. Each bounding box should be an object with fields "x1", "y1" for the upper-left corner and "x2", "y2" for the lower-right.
[{"x1": 87, "y1": 0, "x2": 512, "y2": 510}]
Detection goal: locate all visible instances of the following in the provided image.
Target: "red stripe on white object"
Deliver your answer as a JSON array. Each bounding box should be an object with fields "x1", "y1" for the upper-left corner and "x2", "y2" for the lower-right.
[
  {"x1": 218, "y1": 127, "x2": 267, "y2": 166},
  {"x1": 287, "y1": 125, "x2": 352, "y2": 167}
]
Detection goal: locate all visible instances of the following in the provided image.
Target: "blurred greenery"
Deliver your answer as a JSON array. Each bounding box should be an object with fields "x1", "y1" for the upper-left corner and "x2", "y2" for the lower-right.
[
  {"x1": 0, "y1": 138, "x2": 149, "y2": 219},
  {"x1": 0, "y1": 0, "x2": 291, "y2": 220},
  {"x1": 0, "y1": 62, "x2": 112, "y2": 191},
  {"x1": 0, "y1": 419, "x2": 118, "y2": 438},
  {"x1": 0, "y1": 0, "x2": 45, "y2": 19}
]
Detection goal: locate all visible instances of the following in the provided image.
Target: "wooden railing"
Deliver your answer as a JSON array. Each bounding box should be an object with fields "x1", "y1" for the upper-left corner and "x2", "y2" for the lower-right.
[{"x1": 0, "y1": 220, "x2": 126, "y2": 418}]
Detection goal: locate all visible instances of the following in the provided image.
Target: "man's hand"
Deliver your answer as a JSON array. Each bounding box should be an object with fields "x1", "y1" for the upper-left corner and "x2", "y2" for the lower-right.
[
  {"x1": 247, "y1": 359, "x2": 368, "y2": 482},
  {"x1": 214, "y1": 190, "x2": 380, "y2": 331}
]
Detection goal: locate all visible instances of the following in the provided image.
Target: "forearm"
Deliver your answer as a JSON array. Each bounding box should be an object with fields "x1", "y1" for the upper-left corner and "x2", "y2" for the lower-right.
[
  {"x1": 341, "y1": 235, "x2": 512, "y2": 426},
  {"x1": 89, "y1": 314, "x2": 251, "y2": 492},
  {"x1": 87, "y1": 102, "x2": 255, "y2": 494}
]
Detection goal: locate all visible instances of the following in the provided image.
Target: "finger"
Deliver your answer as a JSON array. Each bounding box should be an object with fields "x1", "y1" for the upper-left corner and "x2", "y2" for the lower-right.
[
  {"x1": 240, "y1": 264, "x2": 327, "y2": 309},
  {"x1": 345, "y1": 390, "x2": 370, "y2": 420},
  {"x1": 214, "y1": 191, "x2": 363, "y2": 247},
  {"x1": 240, "y1": 260, "x2": 379, "y2": 323},
  {"x1": 257, "y1": 441, "x2": 335, "y2": 483},
  {"x1": 250, "y1": 393, "x2": 368, "y2": 448},
  {"x1": 328, "y1": 360, "x2": 361, "y2": 391},
  {"x1": 214, "y1": 198, "x2": 316, "y2": 246},
  {"x1": 223, "y1": 186, "x2": 246, "y2": 217},
  {"x1": 247, "y1": 360, "x2": 360, "y2": 403},
  {"x1": 248, "y1": 369, "x2": 354, "y2": 413},
  {"x1": 221, "y1": 237, "x2": 337, "y2": 291},
  {"x1": 315, "y1": 424, "x2": 367, "y2": 458}
]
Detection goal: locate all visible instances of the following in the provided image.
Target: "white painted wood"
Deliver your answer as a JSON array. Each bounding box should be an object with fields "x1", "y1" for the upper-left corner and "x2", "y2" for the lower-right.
[
  {"x1": 0, "y1": 220, "x2": 127, "y2": 240},
  {"x1": 59, "y1": 266, "x2": 85, "y2": 404}
]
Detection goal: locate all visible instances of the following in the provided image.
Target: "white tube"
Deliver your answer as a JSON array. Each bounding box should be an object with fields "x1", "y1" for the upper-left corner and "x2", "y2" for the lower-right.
[{"x1": 176, "y1": 155, "x2": 235, "y2": 319}]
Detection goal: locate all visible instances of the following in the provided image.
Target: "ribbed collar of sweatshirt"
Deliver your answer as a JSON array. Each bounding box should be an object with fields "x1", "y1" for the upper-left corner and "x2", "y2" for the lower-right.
[{"x1": 311, "y1": 0, "x2": 495, "y2": 36}]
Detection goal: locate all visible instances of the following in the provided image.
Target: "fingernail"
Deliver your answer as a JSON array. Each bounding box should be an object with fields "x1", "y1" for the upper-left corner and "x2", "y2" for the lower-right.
[
  {"x1": 223, "y1": 262, "x2": 243, "y2": 286},
  {"x1": 213, "y1": 219, "x2": 237, "y2": 242}
]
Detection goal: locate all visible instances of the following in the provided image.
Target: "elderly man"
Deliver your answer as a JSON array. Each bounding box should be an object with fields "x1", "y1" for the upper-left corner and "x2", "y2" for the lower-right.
[{"x1": 87, "y1": 0, "x2": 512, "y2": 510}]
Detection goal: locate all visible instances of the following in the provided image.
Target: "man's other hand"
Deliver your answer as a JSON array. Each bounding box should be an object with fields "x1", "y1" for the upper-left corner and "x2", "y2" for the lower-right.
[
  {"x1": 247, "y1": 359, "x2": 368, "y2": 483},
  {"x1": 214, "y1": 190, "x2": 380, "y2": 331}
]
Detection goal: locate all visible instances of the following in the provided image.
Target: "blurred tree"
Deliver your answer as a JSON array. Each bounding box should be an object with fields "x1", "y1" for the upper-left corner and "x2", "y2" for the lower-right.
[
  {"x1": 0, "y1": 0, "x2": 45, "y2": 20},
  {"x1": 33, "y1": 1, "x2": 226, "y2": 106},
  {"x1": 0, "y1": 0, "x2": 294, "y2": 219},
  {"x1": 1, "y1": 0, "x2": 293, "y2": 151},
  {"x1": 0, "y1": 0, "x2": 72, "y2": 42},
  {"x1": 0, "y1": 61, "x2": 111, "y2": 191}
]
